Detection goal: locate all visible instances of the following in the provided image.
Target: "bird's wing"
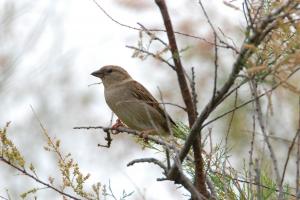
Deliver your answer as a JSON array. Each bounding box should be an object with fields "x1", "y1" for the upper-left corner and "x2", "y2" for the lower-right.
[{"x1": 127, "y1": 80, "x2": 175, "y2": 125}]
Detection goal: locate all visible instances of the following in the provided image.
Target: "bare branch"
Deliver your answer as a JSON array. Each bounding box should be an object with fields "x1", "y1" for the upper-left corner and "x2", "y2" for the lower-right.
[
  {"x1": 91, "y1": 0, "x2": 230, "y2": 49},
  {"x1": 280, "y1": 124, "x2": 300, "y2": 187},
  {"x1": 73, "y1": 125, "x2": 179, "y2": 153},
  {"x1": 191, "y1": 67, "x2": 198, "y2": 116},
  {"x1": 203, "y1": 67, "x2": 300, "y2": 127},
  {"x1": 97, "y1": 129, "x2": 112, "y2": 148},
  {"x1": 212, "y1": 33, "x2": 218, "y2": 99},
  {"x1": 91, "y1": 0, "x2": 139, "y2": 31},
  {"x1": 167, "y1": 1, "x2": 299, "y2": 185},
  {"x1": 248, "y1": 107, "x2": 256, "y2": 196},
  {"x1": 126, "y1": 155, "x2": 205, "y2": 199},
  {"x1": 250, "y1": 80, "x2": 283, "y2": 199},
  {"x1": 297, "y1": 97, "x2": 300, "y2": 199},
  {"x1": 126, "y1": 45, "x2": 176, "y2": 70},
  {"x1": 254, "y1": 159, "x2": 262, "y2": 199},
  {"x1": 172, "y1": 156, "x2": 207, "y2": 200},
  {"x1": 198, "y1": 0, "x2": 239, "y2": 54},
  {"x1": 137, "y1": 23, "x2": 168, "y2": 47},
  {"x1": 154, "y1": 0, "x2": 209, "y2": 198},
  {"x1": 0, "y1": 157, "x2": 81, "y2": 200},
  {"x1": 154, "y1": 0, "x2": 196, "y2": 122},
  {"x1": 127, "y1": 158, "x2": 168, "y2": 174},
  {"x1": 198, "y1": 0, "x2": 218, "y2": 36}
]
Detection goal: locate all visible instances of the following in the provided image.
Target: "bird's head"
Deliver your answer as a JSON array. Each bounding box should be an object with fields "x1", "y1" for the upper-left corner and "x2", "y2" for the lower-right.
[{"x1": 91, "y1": 65, "x2": 132, "y2": 88}]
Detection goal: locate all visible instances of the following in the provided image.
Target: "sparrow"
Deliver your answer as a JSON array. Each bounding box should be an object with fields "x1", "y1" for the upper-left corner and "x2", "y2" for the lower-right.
[{"x1": 91, "y1": 65, "x2": 175, "y2": 136}]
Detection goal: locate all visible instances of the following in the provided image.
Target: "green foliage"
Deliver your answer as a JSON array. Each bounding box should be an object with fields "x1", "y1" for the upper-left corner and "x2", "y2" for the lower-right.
[
  {"x1": 141, "y1": 121, "x2": 297, "y2": 199},
  {"x1": 0, "y1": 122, "x2": 136, "y2": 200},
  {"x1": 173, "y1": 121, "x2": 189, "y2": 140},
  {"x1": 0, "y1": 122, "x2": 25, "y2": 168}
]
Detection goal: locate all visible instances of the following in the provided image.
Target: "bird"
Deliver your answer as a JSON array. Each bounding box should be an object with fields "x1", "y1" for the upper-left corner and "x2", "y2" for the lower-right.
[{"x1": 91, "y1": 65, "x2": 175, "y2": 136}]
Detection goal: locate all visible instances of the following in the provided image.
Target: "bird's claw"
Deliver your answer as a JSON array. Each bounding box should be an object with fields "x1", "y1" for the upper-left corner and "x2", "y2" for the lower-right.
[
  {"x1": 139, "y1": 129, "x2": 155, "y2": 143},
  {"x1": 111, "y1": 119, "x2": 124, "y2": 134}
]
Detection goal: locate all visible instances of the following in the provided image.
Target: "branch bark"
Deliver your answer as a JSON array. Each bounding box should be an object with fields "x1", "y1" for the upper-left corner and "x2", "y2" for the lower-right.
[
  {"x1": 154, "y1": 0, "x2": 209, "y2": 198},
  {"x1": 166, "y1": 0, "x2": 297, "y2": 192}
]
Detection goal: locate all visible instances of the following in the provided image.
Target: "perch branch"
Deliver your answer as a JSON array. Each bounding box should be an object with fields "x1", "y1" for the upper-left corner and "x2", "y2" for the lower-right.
[{"x1": 154, "y1": 0, "x2": 208, "y2": 198}]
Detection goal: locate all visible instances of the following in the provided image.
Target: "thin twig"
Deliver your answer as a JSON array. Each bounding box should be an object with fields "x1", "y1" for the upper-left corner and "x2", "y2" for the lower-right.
[
  {"x1": 198, "y1": 0, "x2": 239, "y2": 53},
  {"x1": 198, "y1": 0, "x2": 218, "y2": 36},
  {"x1": 225, "y1": 85, "x2": 238, "y2": 143},
  {"x1": 127, "y1": 158, "x2": 168, "y2": 175},
  {"x1": 212, "y1": 33, "x2": 218, "y2": 99},
  {"x1": 74, "y1": 126, "x2": 179, "y2": 153},
  {"x1": 97, "y1": 129, "x2": 112, "y2": 148},
  {"x1": 88, "y1": 82, "x2": 101, "y2": 87},
  {"x1": 91, "y1": 0, "x2": 230, "y2": 49},
  {"x1": 248, "y1": 107, "x2": 256, "y2": 200},
  {"x1": 250, "y1": 80, "x2": 283, "y2": 199},
  {"x1": 157, "y1": 87, "x2": 175, "y2": 169},
  {"x1": 107, "y1": 180, "x2": 118, "y2": 200},
  {"x1": 126, "y1": 45, "x2": 176, "y2": 70},
  {"x1": 296, "y1": 96, "x2": 300, "y2": 200},
  {"x1": 91, "y1": 0, "x2": 139, "y2": 31},
  {"x1": 167, "y1": 1, "x2": 298, "y2": 188},
  {"x1": 0, "y1": 157, "x2": 81, "y2": 200},
  {"x1": 191, "y1": 67, "x2": 198, "y2": 116},
  {"x1": 109, "y1": 111, "x2": 114, "y2": 127},
  {"x1": 202, "y1": 67, "x2": 300, "y2": 128},
  {"x1": 137, "y1": 23, "x2": 168, "y2": 47},
  {"x1": 254, "y1": 159, "x2": 262, "y2": 200},
  {"x1": 280, "y1": 125, "x2": 300, "y2": 187}
]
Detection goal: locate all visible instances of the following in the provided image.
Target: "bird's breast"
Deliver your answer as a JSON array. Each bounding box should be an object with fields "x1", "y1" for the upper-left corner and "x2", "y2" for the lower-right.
[{"x1": 104, "y1": 86, "x2": 135, "y2": 109}]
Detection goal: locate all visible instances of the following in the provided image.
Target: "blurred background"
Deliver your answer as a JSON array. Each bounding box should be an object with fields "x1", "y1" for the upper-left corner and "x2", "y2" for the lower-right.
[{"x1": 0, "y1": 0, "x2": 298, "y2": 199}]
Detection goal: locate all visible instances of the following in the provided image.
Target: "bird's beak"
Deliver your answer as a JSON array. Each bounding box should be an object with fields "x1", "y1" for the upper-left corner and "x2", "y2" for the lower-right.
[{"x1": 91, "y1": 70, "x2": 104, "y2": 78}]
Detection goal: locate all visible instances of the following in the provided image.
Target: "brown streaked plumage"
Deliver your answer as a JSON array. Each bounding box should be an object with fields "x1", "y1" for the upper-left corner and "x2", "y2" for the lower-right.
[{"x1": 91, "y1": 65, "x2": 175, "y2": 136}]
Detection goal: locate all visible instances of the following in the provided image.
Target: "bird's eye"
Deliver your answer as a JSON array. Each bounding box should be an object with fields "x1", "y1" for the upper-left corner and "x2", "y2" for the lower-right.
[{"x1": 107, "y1": 69, "x2": 113, "y2": 73}]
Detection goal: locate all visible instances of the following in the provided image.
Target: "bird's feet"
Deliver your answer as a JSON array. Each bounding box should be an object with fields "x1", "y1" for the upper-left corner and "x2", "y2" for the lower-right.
[
  {"x1": 111, "y1": 119, "x2": 125, "y2": 134},
  {"x1": 139, "y1": 129, "x2": 155, "y2": 143}
]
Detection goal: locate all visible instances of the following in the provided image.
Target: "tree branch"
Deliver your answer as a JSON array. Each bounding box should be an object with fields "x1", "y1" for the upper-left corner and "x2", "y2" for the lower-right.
[
  {"x1": 167, "y1": 0, "x2": 298, "y2": 185},
  {"x1": 0, "y1": 157, "x2": 81, "y2": 200},
  {"x1": 73, "y1": 125, "x2": 179, "y2": 153},
  {"x1": 126, "y1": 45, "x2": 176, "y2": 70},
  {"x1": 154, "y1": 0, "x2": 208, "y2": 198},
  {"x1": 202, "y1": 67, "x2": 300, "y2": 128},
  {"x1": 127, "y1": 158, "x2": 168, "y2": 175},
  {"x1": 250, "y1": 80, "x2": 283, "y2": 199},
  {"x1": 91, "y1": 0, "x2": 232, "y2": 49},
  {"x1": 154, "y1": 0, "x2": 196, "y2": 121}
]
